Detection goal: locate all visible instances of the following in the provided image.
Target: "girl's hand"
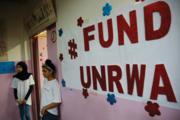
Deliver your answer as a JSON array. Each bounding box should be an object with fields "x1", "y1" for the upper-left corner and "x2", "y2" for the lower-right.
[
  {"x1": 16, "y1": 99, "x2": 22, "y2": 105},
  {"x1": 41, "y1": 107, "x2": 47, "y2": 115},
  {"x1": 21, "y1": 99, "x2": 26, "y2": 105}
]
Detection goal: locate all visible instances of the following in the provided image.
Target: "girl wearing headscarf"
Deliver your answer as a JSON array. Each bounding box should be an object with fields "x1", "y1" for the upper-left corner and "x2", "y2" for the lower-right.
[
  {"x1": 12, "y1": 61, "x2": 35, "y2": 120},
  {"x1": 41, "y1": 59, "x2": 61, "y2": 120}
]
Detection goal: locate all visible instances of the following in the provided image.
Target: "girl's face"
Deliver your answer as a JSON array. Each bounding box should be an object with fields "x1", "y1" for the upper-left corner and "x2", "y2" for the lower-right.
[
  {"x1": 42, "y1": 67, "x2": 52, "y2": 78},
  {"x1": 16, "y1": 65, "x2": 23, "y2": 73}
]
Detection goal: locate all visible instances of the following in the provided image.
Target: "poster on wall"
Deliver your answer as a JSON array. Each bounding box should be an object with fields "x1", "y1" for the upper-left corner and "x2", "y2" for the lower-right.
[
  {"x1": 57, "y1": 0, "x2": 180, "y2": 119},
  {"x1": 0, "y1": 62, "x2": 15, "y2": 74}
]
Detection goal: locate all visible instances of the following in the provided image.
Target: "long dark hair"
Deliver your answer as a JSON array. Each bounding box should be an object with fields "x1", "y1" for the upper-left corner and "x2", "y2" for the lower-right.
[{"x1": 13, "y1": 61, "x2": 31, "y2": 81}]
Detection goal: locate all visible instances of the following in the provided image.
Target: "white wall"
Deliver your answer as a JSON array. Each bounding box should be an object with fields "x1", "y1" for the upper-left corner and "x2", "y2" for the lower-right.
[{"x1": 56, "y1": 0, "x2": 180, "y2": 120}]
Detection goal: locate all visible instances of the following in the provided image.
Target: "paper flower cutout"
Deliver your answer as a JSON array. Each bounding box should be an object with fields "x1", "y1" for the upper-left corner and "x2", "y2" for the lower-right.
[
  {"x1": 82, "y1": 88, "x2": 89, "y2": 98},
  {"x1": 40, "y1": 53, "x2": 43, "y2": 57},
  {"x1": 145, "y1": 101, "x2": 161, "y2": 117},
  {"x1": 61, "y1": 79, "x2": 66, "y2": 87},
  {"x1": 107, "y1": 93, "x2": 117, "y2": 105},
  {"x1": 58, "y1": 28, "x2": 63, "y2": 37},
  {"x1": 59, "y1": 53, "x2": 63, "y2": 61},
  {"x1": 77, "y1": 17, "x2": 84, "y2": 27},
  {"x1": 102, "y1": 3, "x2": 112, "y2": 16},
  {"x1": 136, "y1": 0, "x2": 144, "y2": 2}
]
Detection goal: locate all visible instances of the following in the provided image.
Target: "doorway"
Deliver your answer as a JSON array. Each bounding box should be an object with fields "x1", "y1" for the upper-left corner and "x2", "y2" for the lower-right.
[
  {"x1": 30, "y1": 24, "x2": 58, "y2": 120},
  {"x1": 30, "y1": 30, "x2": 48, "y2": 120}
]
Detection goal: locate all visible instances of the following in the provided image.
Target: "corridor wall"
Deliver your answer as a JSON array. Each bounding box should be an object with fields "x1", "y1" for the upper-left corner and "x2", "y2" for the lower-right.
[{"x1": 56, "y1": 0, "x2": 180, "y2": 120}]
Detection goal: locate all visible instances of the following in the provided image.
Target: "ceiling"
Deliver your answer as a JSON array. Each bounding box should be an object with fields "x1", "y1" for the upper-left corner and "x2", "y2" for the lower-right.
[{"x1": 0, "y1": 0, "x2": 32, "y2": 4}]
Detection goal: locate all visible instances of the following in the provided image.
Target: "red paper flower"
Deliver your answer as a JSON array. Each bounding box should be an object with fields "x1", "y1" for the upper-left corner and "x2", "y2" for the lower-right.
[
  {"x1": 77, "y1": 17, "x2": 84, "y2": 27},
  {"x1": 40, "y1": 53, "x2": 43, "y2": 57},
  {"x1": 136, "y1": 0, "x2": 144, "y2": 2},
  {"x1": 145, "y1": 101, "x2": 161, "y2": 117},
  {"x1": 59, "y1": 53, "x2": 63, "y2": 61},
  {"x1": 82, "y1": 88, "x2": 89, "y2": 98}
]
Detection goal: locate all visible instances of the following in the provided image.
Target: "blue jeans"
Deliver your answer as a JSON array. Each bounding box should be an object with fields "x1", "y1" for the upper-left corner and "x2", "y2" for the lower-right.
[
  {"x1": 42, "y1": 112, "x2": 59, "y2": 120},
  {"x1": 18, "y1": 104, "x2": 31, "y2": 120}
]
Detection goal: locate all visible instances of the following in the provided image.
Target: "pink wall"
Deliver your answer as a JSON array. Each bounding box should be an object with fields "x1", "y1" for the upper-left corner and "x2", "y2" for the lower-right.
[
  {"x1": 0, "y1": 74, "x2": 20, "y2": 120},
  {"x1": 47, "y1": 26, "x2": 63, "y2": 120},
  {"x1": 47, "y1": 27, "x2": 57, "y2": 64},
  {"x1": 47, "y1": 26, "x2": 62, "y2": 80},
  {"x1": 0, "y1": 60, "x2": 33, "y2": 120},
  {"x1": 60, "y1": 88, "x2": 180, "y2": 120}
]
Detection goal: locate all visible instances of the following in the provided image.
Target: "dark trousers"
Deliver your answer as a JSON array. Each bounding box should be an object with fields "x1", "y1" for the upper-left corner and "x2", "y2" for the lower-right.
[{"x1": 42, "y1": 112, "x2": 59, "y2": 120}]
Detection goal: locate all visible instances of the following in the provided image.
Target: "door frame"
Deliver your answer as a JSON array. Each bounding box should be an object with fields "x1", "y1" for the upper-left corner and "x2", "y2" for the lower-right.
[{"x1": 30, "y1": 36, "x2": 41, "y2": 120}]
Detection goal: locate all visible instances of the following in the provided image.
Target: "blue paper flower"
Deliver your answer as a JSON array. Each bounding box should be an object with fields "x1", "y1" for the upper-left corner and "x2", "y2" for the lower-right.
[
  {"x1": 102, "y1": 3, "x2": 112, "y2": 16},
  {"x1": 107, "y1": 93, "x2": 117, "y2": 105},
  {"x1": 61, "y1": 79, "x2": 66, "y2": 87},
  {"x1": 58, "y1": 28, "x2": 63, "y2": 37}
]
